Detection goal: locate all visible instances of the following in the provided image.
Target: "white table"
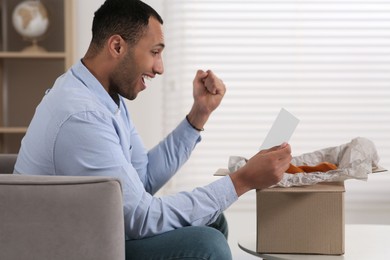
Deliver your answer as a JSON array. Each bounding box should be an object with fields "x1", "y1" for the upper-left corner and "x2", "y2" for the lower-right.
[{"x1": 238, "y1": 224, "x2": 390, "y2": 260}]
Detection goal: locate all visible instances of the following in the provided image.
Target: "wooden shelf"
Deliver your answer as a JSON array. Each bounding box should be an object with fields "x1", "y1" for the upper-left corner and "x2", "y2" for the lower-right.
[
  {"x1": 0, "y1": 0, "x2": 74, "y2": 153},
  {"x1": 0, "y1": 127, "x2": 27, "y2": 134},
  {"x1": 0, "y1": 51, "x2": 66, "y2": 59}
]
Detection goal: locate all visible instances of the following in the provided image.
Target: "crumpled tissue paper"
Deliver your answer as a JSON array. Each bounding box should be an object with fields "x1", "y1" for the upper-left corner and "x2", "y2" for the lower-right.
[{"x1": 228, "y1": 137, "x2": 380, "y2": 188}]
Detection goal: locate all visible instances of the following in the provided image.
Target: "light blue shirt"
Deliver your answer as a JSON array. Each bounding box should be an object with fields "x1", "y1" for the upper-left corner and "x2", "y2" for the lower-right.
[{"x1": 14, "y1": 60, "x2": 238, "y2": 239}]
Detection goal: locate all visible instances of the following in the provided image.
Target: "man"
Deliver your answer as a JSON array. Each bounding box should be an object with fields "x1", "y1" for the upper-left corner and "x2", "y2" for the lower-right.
[{"x1": 14, "y1": 0, "x2": 292, "y2": 259}]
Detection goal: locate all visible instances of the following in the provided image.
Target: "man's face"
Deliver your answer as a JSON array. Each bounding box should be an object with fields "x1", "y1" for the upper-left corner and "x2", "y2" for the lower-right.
[{"x1": 110, "y1": 17, "x2": 164, "y2": 100}]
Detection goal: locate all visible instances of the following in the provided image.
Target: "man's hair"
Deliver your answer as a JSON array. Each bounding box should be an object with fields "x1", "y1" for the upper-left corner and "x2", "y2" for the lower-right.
[{"x1": 91, "y1": 0, "x2": 163, "y2": 48}]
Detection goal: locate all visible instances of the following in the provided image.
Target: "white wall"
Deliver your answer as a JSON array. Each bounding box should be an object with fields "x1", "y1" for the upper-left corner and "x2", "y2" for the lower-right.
[{"x1": 74, "y1": 0, "x2": 164, "y2": 149}]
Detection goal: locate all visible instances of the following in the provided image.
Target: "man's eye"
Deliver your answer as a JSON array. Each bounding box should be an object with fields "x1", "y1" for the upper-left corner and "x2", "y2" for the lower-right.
[{"x1": 152, "y1": 51, "x2": 159, "y2": 55}]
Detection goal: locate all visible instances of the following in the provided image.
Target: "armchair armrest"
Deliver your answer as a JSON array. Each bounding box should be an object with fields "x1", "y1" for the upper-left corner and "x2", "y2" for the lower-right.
[{"x1": 0, "y1": 174, "x2": 125, "y2": 260}]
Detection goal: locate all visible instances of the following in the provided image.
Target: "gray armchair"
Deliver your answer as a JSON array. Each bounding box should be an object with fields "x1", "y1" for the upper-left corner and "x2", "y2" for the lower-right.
[{"x1": 0, "y1": 154, "x2": 125, "y2": 260}]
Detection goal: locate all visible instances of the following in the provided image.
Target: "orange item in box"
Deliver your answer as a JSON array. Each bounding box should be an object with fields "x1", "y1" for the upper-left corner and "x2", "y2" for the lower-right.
[{"x1": 286, "y1": 162, "x2": 338, "y2": 174}]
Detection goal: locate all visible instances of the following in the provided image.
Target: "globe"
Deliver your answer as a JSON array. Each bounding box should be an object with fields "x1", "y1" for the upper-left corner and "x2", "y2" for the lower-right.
[{"x1": 12, "y1": 0, "x2": 49, "y2": 52}]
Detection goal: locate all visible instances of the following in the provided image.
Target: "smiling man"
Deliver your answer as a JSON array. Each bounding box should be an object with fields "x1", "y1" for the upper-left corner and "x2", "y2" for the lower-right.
[{"x1": 14, "y1": 1, "x2": 291, "y2": 259}]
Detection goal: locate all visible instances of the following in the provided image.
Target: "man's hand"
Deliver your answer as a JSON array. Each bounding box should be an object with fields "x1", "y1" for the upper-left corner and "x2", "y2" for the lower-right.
[
  {"x1": 186, "y1": 70, "x2": 226, "y2": 131},
  {"x1": 229, "y1": 143, "x2": 292, "y2": 196}
]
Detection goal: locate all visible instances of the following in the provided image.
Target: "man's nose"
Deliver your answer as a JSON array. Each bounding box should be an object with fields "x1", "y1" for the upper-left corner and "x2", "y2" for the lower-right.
[{"x1": 153, "y1": 58, "x2": 164, "y2": 75}]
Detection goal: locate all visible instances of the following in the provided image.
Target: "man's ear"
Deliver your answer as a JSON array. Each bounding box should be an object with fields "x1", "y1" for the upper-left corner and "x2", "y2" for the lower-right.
[{"x1": 108, "y1": 35, "x2": 125, "y2": 57}]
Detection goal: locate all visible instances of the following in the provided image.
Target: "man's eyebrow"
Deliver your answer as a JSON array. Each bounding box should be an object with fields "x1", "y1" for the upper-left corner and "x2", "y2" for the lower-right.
[{"x1": 154, "y1": 43, "x2": 165, "y2": 49}]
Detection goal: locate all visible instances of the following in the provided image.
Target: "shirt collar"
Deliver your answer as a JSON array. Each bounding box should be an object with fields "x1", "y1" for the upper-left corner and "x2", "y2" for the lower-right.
[{"x1": 71, "y1": 59, "x2": 120, "y2": 115}]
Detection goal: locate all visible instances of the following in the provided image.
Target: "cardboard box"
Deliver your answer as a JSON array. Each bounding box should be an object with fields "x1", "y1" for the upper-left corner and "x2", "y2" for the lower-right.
[{"x1": 256, "y1": 182, "x2": 345, "y2": 255}]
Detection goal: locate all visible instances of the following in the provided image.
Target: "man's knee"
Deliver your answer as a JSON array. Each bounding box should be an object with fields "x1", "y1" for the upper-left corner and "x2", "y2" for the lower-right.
[{"x1": 187, "y1": 226, "x2": 232, "y2": 260}]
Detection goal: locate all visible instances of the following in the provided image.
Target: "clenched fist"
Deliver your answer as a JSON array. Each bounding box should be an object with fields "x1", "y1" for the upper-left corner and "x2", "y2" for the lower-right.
[{"x1": 186, "y1": 70, "x2": 226, "y2": 131}]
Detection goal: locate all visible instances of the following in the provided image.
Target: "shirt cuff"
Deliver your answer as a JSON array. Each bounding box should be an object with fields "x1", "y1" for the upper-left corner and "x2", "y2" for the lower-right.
[
  {"x1": 207, "y1": 175, "x2": 238, "y2": 211},
  {"x1": 176, "y1": 118, "x2": 202, "y2": 144}
]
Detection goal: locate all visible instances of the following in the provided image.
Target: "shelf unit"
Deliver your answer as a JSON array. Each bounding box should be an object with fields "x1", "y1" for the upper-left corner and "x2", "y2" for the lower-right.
[{"x1": 0, "y1": 0, "x2": 73, "y2": 153}]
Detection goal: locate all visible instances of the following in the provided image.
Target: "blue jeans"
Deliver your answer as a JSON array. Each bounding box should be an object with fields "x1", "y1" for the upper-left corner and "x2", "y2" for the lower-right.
[{"x1": 125, "y1": 214, "x2": 232, "y2": 260}]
